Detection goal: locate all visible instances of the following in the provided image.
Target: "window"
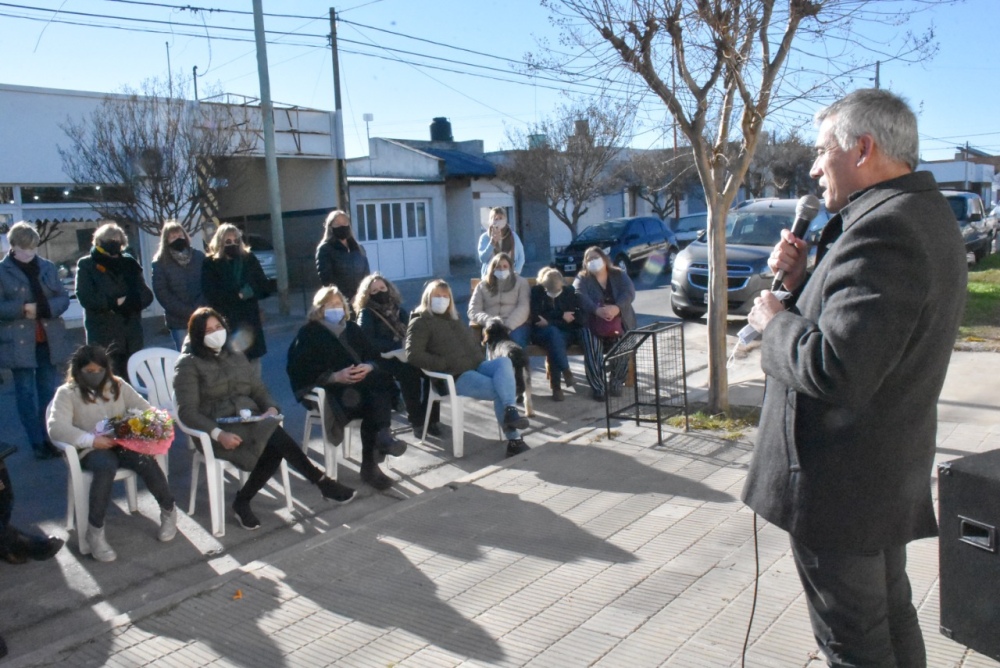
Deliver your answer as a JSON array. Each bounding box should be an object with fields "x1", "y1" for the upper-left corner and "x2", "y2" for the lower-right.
[{"x1": 355, "y1": 200, "x2": 429, "y2": 241}]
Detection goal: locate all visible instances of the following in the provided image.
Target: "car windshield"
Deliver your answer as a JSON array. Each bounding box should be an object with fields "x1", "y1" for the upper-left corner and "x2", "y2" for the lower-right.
[
  {"x1": 577, "y1": 221, "x2": 627, "y2": 242},
  {"x1": 727, "y1": 211, "x2": 794, "y2": 246},
  {"x1": 676, "y1": 215, "x2": 707, "y2": 232},
  {"x1": 946, "y1": 197, "x2": 967, "y2": 221}
]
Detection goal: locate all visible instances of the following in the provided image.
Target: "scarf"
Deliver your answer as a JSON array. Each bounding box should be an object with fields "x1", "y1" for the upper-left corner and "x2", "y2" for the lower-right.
[
  {"x1": 169, "y1": 247, "x2": 193, "y2": 267},
  {"x1": 368, "y1": 300, "x2": 407, "y2": 342},
  {"x1": 491, "y1": 225, "x2": 514, "y2": 257}
]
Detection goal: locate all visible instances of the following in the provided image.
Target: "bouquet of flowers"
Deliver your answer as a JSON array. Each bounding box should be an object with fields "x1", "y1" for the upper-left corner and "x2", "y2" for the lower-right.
[{"x1": 97, "y1": 408, "x2": 175, "y2": 456}]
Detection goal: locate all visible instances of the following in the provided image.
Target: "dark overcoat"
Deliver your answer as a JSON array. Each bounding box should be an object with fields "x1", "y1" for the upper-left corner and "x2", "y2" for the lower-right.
[
  {"x1": 573, "y1": 269, "x2": 637, "y2": 331},
  {"x1": 75, "y1": 250, "x2": 153, "y2": 360},
  {"x1": 152, "y1": 249, "x2": 205, "y2": 330},
  {"x1": 742, "y1": 171, "x2": 967, "y2": 551},
  {"x1": 202, "y1": 252, "x2": 271, "y2": 361},
  {"x1": 315, "y1": 238, "x2": 369, "y2": 301}
]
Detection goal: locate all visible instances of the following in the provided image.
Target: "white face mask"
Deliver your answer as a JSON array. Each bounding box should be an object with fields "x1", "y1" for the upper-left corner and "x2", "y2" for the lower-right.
[
  {"x1": 12, "y1": 247, "x2": 37, "y2": 263},
  {"x1": 546, "y1": 289, "x2": 562, "y2": 299},
  {"x1": 430, "y1": 296, "x2": 451, "y2": 315},
  {"x1": 587, "y1": 258, "x2": 605, "y2": 273},
  {"x1": 494, "y1": 269, "x2": 510, "y2": 281},
  {"x1": 323, "y1": 307, "x2": 345, "y2": 325},
  {"x1": 204, "y1": 329, "x2": 227, "y2": 351}
]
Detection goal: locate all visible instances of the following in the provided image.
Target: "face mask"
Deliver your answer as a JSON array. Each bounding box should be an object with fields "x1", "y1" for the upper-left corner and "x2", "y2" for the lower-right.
[
  {"x1": 223, "y1": 244, "x2": 240, "y2": 259},
  {"x1": 546, "y1": 289, "x2": 562, "y2": 299},
  {"x1": 168, "y1": 237, "x2": 189, "y2": 252},
  {"x1": 370, "y1": 291, "x2": 391, "y2": 305},
  {"x1": 494, "y1": 269, "x2": 510, "y2": 281},
  {"x1": 80, "y1": 369, "x2": 107, "y2": 390},
  {"x1": 101, "y1": 240, "x2": 122, "y2": 256},
  {"x1": 12, "y1": 248, "x2": 36, "y2": 263},
  {"x1": 430, "y1": 296, "x2": 450, "y2": 315},
  {"x1": 332, "y1": 226, "x2": 351, "y2": 240},
  {"x1": 323, "y1": 308, "x2": 345, "y2": 325},
  {"x1": 491, "y1": 219, "x2": 508, "y2": 230},
  {"x1": 204, "y1": 329, "x2": 227, "y2": 351},
  {"x1": 587, "y1": 258, "x2": 605, "y2": 273}
]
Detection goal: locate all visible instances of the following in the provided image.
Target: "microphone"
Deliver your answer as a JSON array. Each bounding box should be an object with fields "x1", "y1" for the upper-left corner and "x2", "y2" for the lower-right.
[{"x1": 771, "y1": 194, "x2": 821, "y2": 291}]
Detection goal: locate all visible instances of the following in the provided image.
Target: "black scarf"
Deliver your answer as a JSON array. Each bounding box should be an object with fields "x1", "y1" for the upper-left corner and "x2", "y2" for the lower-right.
[
  {"x1": 10, "y1": 252, "x2": 51, "y2": 319},
  {"x1": 368, "y1": 299, "x2": 407, "y2": 341}
]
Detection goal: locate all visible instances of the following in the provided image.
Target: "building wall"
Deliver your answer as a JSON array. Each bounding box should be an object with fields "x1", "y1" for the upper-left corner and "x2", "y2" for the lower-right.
[
  {"x1": 445, "y1": 179, "x2": 476, "y2": 264},
  {"x1": 358, "y1": 139, "x2": 442, "y2": 179}
]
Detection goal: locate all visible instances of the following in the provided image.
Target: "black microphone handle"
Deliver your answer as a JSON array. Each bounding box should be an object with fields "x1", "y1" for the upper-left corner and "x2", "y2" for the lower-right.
[{"x1": 770, "y1": 215, "x2": 814, "y2": 291}]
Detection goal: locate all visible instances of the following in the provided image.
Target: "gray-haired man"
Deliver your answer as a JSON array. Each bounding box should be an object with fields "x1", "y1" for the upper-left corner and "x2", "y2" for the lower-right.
[{"x1": 743, "y1": 89, "x2": 967, "y2": 666}]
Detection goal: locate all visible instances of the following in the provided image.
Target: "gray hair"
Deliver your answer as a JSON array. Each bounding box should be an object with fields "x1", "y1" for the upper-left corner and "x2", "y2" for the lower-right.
[
  {"x1": 92, "y1": 223, "x2": 127, "y2": 248},
  {"x1": 815, "y1": 89, "x2": 919, "y2": 171},
  {"x1": 7, "y1": 221, "x2": 40, "y2": 249}
]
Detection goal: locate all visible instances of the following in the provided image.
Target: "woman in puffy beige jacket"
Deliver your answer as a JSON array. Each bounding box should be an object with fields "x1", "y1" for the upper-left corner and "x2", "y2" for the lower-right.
[{"x1": 467, "y1": 252, "x2": 531, "y2": 347}]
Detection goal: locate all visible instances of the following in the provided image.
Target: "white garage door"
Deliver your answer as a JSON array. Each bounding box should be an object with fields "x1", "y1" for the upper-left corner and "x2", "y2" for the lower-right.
[{"x1": 355, "y1": 199, "x2": 431, "y2": 280}]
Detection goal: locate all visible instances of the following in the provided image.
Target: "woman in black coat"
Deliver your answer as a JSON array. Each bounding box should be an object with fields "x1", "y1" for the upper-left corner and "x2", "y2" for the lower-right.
[
  {"x1": 202, "y1": 224, "x2": 272, "y2": 362},
  {"x1": 287, "y1": 286, "x2": 407, "y2": 491},
  {"x1": 75, "y1": 223, "x2": 153, "y2": 377},
  {"x1": 354, "y1": 273, "x2": 440, "y2": 437},
  {"x1": 315, "y1": 209, "x2": 369, "y2": 302},
  {"x1": 151, "y1": 221, "x2": 205, "y2": 351}
]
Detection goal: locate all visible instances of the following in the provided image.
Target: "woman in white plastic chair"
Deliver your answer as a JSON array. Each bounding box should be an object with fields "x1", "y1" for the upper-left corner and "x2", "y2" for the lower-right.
[
  {"x1": 174, "y1": 307, "x2": 355, "y2": 531},
  {"x1": 47, "y1": 345, "x2": 177, "y2": 562},
  {"x1": 405, "y1": 279, "x2": 530, "y2": 458}
]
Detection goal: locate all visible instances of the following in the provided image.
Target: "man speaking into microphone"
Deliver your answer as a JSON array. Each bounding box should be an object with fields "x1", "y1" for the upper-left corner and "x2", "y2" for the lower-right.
[{"x1": 743, "y1": 89, "x2": 967, "y2": 667}]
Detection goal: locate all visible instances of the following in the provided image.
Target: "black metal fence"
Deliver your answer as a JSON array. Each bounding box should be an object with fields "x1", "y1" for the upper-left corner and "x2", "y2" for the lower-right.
[{"x1": 603, "y1": 321, "x2": 689, "y2": 443}]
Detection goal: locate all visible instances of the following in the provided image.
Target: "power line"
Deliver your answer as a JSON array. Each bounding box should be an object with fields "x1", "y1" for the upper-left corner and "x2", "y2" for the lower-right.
[{"x1": 98, "y1": 0, "x2": 322, "y2": 21}]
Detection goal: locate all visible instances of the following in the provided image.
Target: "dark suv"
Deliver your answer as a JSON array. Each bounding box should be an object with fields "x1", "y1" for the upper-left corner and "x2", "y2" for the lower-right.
[
  {"x1": 555, "y1": 216, "x2": 679, "y2": 276},
  {"x1": 670, "y1": 198, "x2": 830, "y2": 319},
  {"x1": 942, "y1": 190, "x2": 993, "y2": 262}
]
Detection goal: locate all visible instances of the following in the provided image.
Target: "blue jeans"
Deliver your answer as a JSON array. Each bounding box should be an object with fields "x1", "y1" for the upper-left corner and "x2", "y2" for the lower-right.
[
  {"x1": 170, "y1": 328, "x2": 187, "y2": 351},
  {"x1": 12, "y1": 342, "x2": 57, "y2": 447},
  {"x1": 455, "y1": 357, "x2": 520, "y2": 440},
  {"x1": 531, "y1": 325, "x2": 583, "y2": 374},
  {"x1": 509, "y1": 323, "x2": 531, "y2": 348}
]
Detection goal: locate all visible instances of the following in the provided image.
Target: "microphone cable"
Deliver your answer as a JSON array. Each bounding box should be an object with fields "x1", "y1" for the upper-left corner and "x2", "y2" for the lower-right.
[{"x1": 741, "y1": 513, "x2": 760, "y2": 668}]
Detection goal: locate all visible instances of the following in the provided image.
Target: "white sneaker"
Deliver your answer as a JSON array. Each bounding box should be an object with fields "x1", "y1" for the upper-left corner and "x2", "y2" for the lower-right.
[
  {"x1": 86, "y1": 524, "x2": 117, "y2": 562},
  {"x1": 158, "y1": 507, "x2": 178, "y2": 542}
]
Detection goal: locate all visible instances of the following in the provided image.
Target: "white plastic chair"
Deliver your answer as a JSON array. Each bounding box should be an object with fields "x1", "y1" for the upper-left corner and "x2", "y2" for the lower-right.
[
  {"x1": 176, "y1": 411, "x2": 293, "y2": 538},
  {"x1": 301, "y1": 387, "x2": 363, "y2": 480},
  {"x1": 421, "y1": 370, "x2": 467, "y2": 458},
  {"x1": 127, "y1": 347, "x2": 179, "y2": 478},
  {"x1": 45, "y1": 402, "x2": 142, "y2": 556}
]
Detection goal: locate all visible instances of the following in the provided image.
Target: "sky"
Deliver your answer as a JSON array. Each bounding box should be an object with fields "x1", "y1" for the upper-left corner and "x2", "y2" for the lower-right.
[{"x1": 3, "y1": 0, "x2": 998, "y2": 163}]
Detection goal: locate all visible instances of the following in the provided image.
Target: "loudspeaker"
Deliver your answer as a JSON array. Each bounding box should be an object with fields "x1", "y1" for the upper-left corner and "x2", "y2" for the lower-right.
[{"x1": 938, "y1": 449, "x2": 1000, "y2": 661}]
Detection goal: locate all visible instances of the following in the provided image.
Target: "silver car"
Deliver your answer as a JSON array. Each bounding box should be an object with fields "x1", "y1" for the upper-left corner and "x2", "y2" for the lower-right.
[{"x1": 670, "y1": 199, "x2": 829, "y2": 319}]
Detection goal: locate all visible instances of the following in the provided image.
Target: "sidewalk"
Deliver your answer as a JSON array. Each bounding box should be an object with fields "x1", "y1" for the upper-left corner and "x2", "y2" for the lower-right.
[{"x1": 7, "y1": 353, "x2": 1000, "y2": 667}]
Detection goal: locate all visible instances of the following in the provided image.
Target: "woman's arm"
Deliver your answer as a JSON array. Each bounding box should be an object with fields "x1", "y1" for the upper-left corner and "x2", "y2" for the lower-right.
[
  {"x1": 573, "y1": 276, "x2": 600, "y2": 315},
  {"x1": 613, "y1": 271, "x2": 636, "y2": 309},
  {"x1": 120, "y1": 379, "x2": 154, "y2": 412},
  {"x1": 245, "y1": 253, "x2": 272, "y2": 299},
  {"x1": 505, "y1": 277, "x2": 531, "y2": 329},
  {"x1": 512, "y1": 232, "x2": 525, "y2": 275},
  {"x1": 46, "y1": 385, "x2": 93, "y2": 448},
  {"x1": 74, "y1": 260, "x2": 114, "y2": 313},
  {"x1": 41, "y1": 261, "x2": 70, "y2": 317},
  {"x1": 467, "y1": 283, "x2": 490, "y2": 326},
  {"x1": 405, "y1": 315, "x2": 447, "y2": 372},
  {"x1": 315, "y1": 242, "x2": 335, "y2": 286},
  {"x1": 173, "y1": 355, "x2": 223, "y2": 434},
  {"x1": 476, "y1": 233, "x2": 494, "y2": 265}
]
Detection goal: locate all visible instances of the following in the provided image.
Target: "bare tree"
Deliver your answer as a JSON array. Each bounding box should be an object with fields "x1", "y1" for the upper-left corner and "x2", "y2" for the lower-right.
[
  {"x1": 544, "y1": 0, "x2": 942, "y2": 413},
  {"x1": 746, "y1": 131, "x2": 816, "y2": 198},
  {"x1": 499, "y1": 98, "x2": 634, "y2": 239},
  {"x1": 626, "y1": 147, "x2": 700, "y2": 220},
  {"x1": 59, "y1": 76, "x2": 259, "y2": 236}
]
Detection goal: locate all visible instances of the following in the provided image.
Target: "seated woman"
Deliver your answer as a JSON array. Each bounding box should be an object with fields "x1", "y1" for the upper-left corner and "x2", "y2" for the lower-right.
[
  {"x1": 354, "y1": 274, "x2": 440, "y2": 437},
  {"x1": 47, "y1": 345, "x2": 177, "y2": 562},
  {"x1": 174, "y1": 307, "x2": 355, "y2": 531},
  {"x1": 288, "y1": 287, "x2": 409, "y2": 491},
  {"x1": 530, "y1": 266, "x2": 585, "y2": 401},
  {"x1": 406, "y1": 279, "x2": 530, "y2": 458},
  {"x1": 468, "y1": 252, "x2": 531, "y2": 348},
  {"x1": 574, "y1": 246, "x2": 636, "y2": 401}
]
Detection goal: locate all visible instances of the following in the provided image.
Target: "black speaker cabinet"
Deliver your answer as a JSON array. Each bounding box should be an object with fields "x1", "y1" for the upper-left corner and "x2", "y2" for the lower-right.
[{"x1": 938, "y1": 450, "x2": 1000, "y2": 661}]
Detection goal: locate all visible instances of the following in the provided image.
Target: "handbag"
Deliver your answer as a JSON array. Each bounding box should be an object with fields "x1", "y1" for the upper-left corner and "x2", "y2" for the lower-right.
[{"x1": 590, "y1": 312, "x2": 623, "y2": 339}]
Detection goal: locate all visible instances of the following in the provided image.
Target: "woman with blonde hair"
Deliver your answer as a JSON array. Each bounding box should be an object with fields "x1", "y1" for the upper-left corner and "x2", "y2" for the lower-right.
[
  {"x1": 287, "y1": 286, "x2": 407, "y2": 490},
  {"x1": 406, "y1": 279, "x2": 530, "y2": 458},
  {"x1": 75, "y1": 223, "x2": 153, "y2": 377},
  {"x1": 468, "y1": 252, "x2": 531, "y2": 348},
  {"x1": 477, "y1": 207, "x2": 524, "y2": 278},
  {"x1": 315, "y1": 209, "x2": 369, "y2": 301},
  {"x1": 530, "y1": 266, "x2": 584, "y2": 401},
  {"x1": 202, "y1": 224, "x2": 272, "y2": 362},
  {"x1": 152, "y1": 221, "x2": 205, "y2": 351},
  {"x1": 354, "y1": 273, "x2": 440, "y2": 436}
]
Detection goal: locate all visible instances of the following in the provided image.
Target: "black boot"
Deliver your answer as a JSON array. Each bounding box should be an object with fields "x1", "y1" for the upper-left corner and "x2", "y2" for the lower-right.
[
  {"x1": 232, "y1": 493, "x2": 260, "y2": 531},
  {"x1": 317, "y1": 475, "x2": 355, "y2": 504},
  {"x1": 375, "y1": 428, "x2": 407, "y2": 458},
  {"x1": 550, "y1": 374, "x2": 564, "y2": 402},
  {"x1": 360, "y1": 462, "x2": 393, "y2": 490}
]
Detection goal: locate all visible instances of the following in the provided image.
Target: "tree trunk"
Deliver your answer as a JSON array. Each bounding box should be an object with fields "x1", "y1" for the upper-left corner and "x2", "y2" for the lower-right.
[{"x1": 705, "y1": 201, "x2": 730, "y2": 415}]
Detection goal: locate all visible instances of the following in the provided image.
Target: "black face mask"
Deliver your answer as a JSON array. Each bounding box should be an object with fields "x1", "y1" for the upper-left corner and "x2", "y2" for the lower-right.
[
  {"x1": 332, "y1": 226, "x2": 351, "y2": 240},
  {"x1": 223, "y1": 244, "x2": 241, "y2": 259},
  {"x1": 370, "y1": 291, "x2": 391, "y2": 305},
  {"x1": 169, "y1": 237, "x2": 189, "y2": 252},
  {"x1": 101, "y1": 240, "x2": 122, "y2": 256},
  {"x1": 80, "y1": 369, "x2": 107, "y2": 390}
]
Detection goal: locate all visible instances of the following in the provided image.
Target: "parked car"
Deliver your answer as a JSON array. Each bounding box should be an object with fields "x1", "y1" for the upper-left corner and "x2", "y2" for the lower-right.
[
  {"x1": 670, "y1": 213, "x2": 709, "y2": 249},
  {"x1": 244, "y1": 233, "x2": 278, "y2": 282},
  {"x1": 555, "y1": 216, "x2": 679, "y2": 277},
  {"x1": 943, "y1": 190, "x2": 993, "y2": 263},
  {"x1": 670, "y1": 198, "x2": 830, "y2": 320}
]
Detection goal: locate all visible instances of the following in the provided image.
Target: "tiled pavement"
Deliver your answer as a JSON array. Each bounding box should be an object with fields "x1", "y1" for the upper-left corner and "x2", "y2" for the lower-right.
[{"x1": 10, "y1": 413, "x2": 999, "y2": 667}]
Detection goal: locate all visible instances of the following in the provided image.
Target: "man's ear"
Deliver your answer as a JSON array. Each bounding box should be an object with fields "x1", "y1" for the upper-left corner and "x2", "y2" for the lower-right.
[{"x1": 856, "y1": 134, "x2": 875, "y2": 167}]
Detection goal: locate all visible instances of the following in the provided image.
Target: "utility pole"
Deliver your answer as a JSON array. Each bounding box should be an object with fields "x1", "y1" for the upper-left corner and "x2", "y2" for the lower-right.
[
  {"x1": 252, "y1": 0, "x2": 290, "y2": 315},
  {"x1": 874, "y1": 61, "x2": 880, "y2": 89},
  {"x1": 329, "y1": 8, "x2": 350, "y2": 215},
  {"x1": 192, "y1": 66, "x2": 199, "y2": 102},
  {"x1": 166, "y1": 42, "x2": 172, "y2": 93}
]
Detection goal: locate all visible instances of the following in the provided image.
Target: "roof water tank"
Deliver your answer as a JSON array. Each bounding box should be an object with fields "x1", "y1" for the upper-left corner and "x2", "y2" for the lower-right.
[{"x1": 430, "y1": 117, "x2": 453, "y2": 142}]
